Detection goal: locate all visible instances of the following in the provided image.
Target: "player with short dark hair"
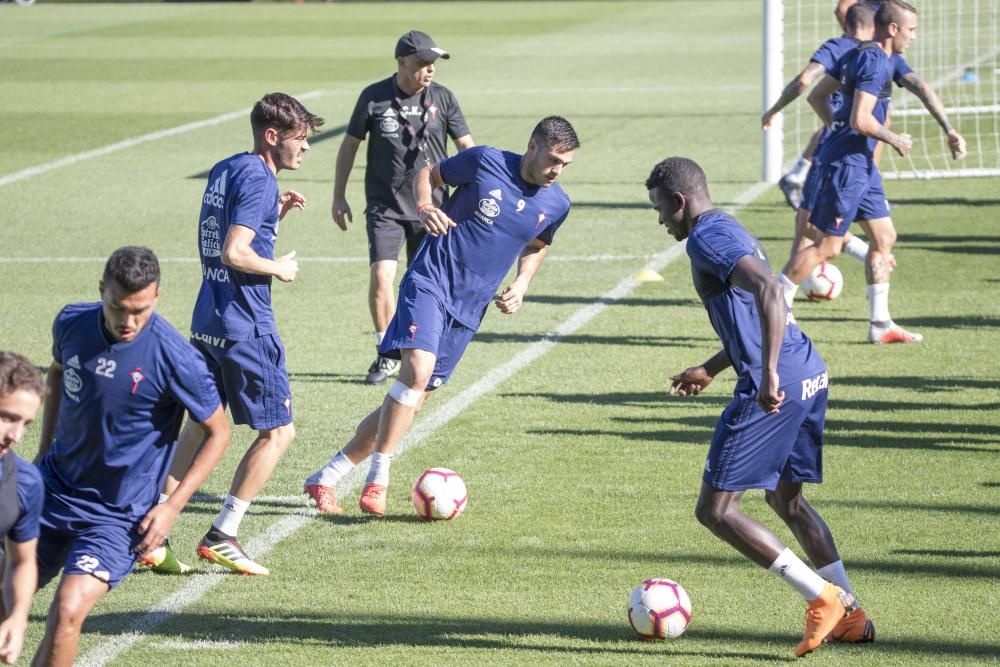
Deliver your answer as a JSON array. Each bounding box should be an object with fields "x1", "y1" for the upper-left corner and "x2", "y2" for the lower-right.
[
  {"x1": 0, "y1": 351, "x2": 45, "y2": 665},
  {"x1": 331, "y1": 30, "x2": 475, "y2": 385},
  {"x1": 305, "y1": 116, "x2": 578, "y2": 516},
  {"x1": 646, "y1": 156, "x2": 874, "y2": 657},
  {"x1": 157, "y1": 93, "x2": 324, "y2": 577},
  {"x1": 778, "y1": 0, "x2": 965, "y2": 344},
  {"x1": 32, "y1": 246, "x2": 229, "y2": 667}
]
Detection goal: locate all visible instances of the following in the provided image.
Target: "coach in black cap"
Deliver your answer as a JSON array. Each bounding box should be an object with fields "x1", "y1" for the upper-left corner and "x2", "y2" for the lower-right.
[{"x1": 330, "y1": 31, "x2": 474, "y2": 385}]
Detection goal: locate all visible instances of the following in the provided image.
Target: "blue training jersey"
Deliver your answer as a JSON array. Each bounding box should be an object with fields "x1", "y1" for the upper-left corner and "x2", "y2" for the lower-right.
[
  {"x1": 407, "y1": 146, "x2": 571, "y2": 329},
  {"x1": 809, "y1": 37, "x2": 861, "y2": 154},
  {"x1": 818, "y1": 43, "x2": 911, "y2": 162},
  {"x1": 192, "y1": 153, "x2": 281, "y2": 341},
  {"x1": 2, "y1": 454, "x2": 43, "y2": 543},
  {"x1": 42, "y1": 303, "x2": 221, "y2": 528},
  {"x1": 687, "y1": 210, "x2": 826, "y2": 393}
]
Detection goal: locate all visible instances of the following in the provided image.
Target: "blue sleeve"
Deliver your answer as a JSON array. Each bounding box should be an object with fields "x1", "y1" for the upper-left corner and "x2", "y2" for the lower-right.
[
  {"x1": 230, "y1": 168, "x2": 272, "y2": 234},
  {"x1": 892, "y1": 55, "x2": 913, "y2": 85},
  {"x1": 853, "y1": 49, "x2": 888, "y2": 97},
  {"x1": 439, "y1": 145, "x2": 488, "y2": 187},
  {"x1": 167, "y1": 346, "x2": 221, "y2": 425},
  {"x1": 534, "y1": 197, "x2": 571, "y2": 245},
  {"x1": 10, "y1": 456, "x2": 43, "y2": 543},
  {"x1": 810, "y1": 39, "x2": 839, "y2": 72},
  {"x1": 50, "y1": 305, "x2": 72, "y2": 363},
  {"x1": 688, "y1": 224, "x2": 753, "y2": 284}
]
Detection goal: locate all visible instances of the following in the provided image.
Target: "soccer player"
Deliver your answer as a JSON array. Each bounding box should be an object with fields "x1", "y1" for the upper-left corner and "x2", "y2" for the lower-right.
[
  {"x1": 0, "y1": 352, "x2": 45, "y2": 665},
  {"x1": 763, "y1": 3, "x2": 877, "y2": 266},
  {"x1": 157, "y1": 93, "x2": 324, "y2": 576},
  {"x1": 305, "y1": 116, "x2": 578, "y2": 515},
  {"x1": 646, "y1": 156, "x2": 874, "y2": 657},
  {"x1": 32, "y1": 247, "x2": 230, "y2": 667},
  {"x1": 331, "y1": 30, "x2": 475, "y2": 385},
  {"x1": 778, "y1": 0, "x2": 966, "y2": 343}
]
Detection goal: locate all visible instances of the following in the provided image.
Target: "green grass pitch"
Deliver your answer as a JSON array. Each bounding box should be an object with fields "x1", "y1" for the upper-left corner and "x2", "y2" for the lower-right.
[{"x1": 1, "y1": 2, "x2": 998, "y2": 665}]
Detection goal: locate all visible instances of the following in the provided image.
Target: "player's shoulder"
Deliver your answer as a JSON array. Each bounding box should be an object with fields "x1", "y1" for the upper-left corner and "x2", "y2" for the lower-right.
[
  {"x1": 10, "y1": 454, "x2": 43, "y2": 496},
  {"x1": 358, "y1": 76, "x2": 395, "y2": 101},
  {"x1": 428, "y1": 81, "x2": 458, "y2": 100},
  {"x1": 545, "y1": 181, "x2": 572, "y2": 209},
  {"x1": 55, "y1": 301, "x2": 100, "y2": 329},
  {"x1": 689, "y1": 209, "x2": 745, "y2": 245},
  {"x1": 147, "y1": 314, "x2": 196, "y2": 353}
]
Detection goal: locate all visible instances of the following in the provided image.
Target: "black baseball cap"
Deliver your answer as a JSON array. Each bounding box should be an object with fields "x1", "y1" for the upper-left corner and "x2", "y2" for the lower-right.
[{"x1": 395, "y1": 30, "x2": 450, "y2": 61}]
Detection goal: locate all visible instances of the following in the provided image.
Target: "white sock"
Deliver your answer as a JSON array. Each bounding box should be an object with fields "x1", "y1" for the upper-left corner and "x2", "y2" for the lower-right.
[
  {"x1": 374, "y1": 331, "x2": 386, "y2": 346},
  {"x1": 213, "y1": 494, "x2": 250, "y2": 537},
  {"x1": 867, "y1": 283, "x2": 891, "y2": 324},
  {"x1": 158, "y1": 493, "x2": 169, "y2": 505},
  {"x1": 768, "y1": 548, "x2": 828, "y2": 601},
  {"x1": 778, "y1": 273, "x2": 798, "y2": 310},
  {"x1": 843, "y1": 236, "x2": 869, "y2": 263},
  {"x1": 307, "y1": 450, "x2": 356, "y2": 487},
  {"x1": 785, "y1": 156, "x2": 812, "y2": 184},
  {"x1": 366, "y1": 451, "x2": 393, "y2": 487},
  {"x1": 817, "y1": 560, "x2": 854, "y2": 595}
]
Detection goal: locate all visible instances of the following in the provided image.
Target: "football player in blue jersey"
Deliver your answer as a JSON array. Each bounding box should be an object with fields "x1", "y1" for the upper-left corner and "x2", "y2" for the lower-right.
[
  {"x1": 647, "y1": 157, "x2": 873, "y2": 656},
  {"x1": 778, "y1": 0, "x2": 966, "y2": 344},
  {"x1": 31, "y1": 247, "x2": 230, "y2": 667},
  {"x1": 0, "y1": 352, "x2": 46, "y2": 665},
  {"x1": 156, "y1": 93, "x2": 323, "y2": 577},
  {"x1": 305, "y1": 116, "x2": 579, "y2": 516}
]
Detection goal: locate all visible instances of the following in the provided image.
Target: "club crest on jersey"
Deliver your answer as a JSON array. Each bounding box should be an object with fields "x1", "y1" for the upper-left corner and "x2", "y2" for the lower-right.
[
  {"x1": 63, "y1": 368, "x2": 82, "y2": 402},
  {"x1": 380, "y1": 117, "x2": 400, "y2": 134},
  {"x1": 284, "y1": 397, "x2": 292, "y2": 416},
  {"x1": 129, "y1": 368, "x2": 145, "y2": 395},
  {"x1": 834, "y1": 216, "x2": 845, "y2": 229},
  {"x1": 407, "y1": 322, "x2": 419, "y2": 340},
  {"x1": 476, "y1": 198, "x2": 500, "y2": 225},
  {"x1": 535, "y1": 211, "x2": 546, "y2": 229}
]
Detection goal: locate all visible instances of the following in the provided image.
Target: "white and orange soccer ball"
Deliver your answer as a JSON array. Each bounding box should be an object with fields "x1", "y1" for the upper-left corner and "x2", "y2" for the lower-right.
[
  {"x1": 627, "y1": 578, "x2": 692, "y2": 640},
  {"x1": 412, "y1": 468, "x2": 468, "y2": 521},
  {"x1": 801, "y1": 262, "x2": 844, "y2": 301}
]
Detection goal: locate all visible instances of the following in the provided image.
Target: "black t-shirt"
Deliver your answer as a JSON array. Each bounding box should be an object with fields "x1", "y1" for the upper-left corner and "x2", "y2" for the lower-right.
[{"x1": 347, "y1": 75, "x2": 470, "y2": 220}]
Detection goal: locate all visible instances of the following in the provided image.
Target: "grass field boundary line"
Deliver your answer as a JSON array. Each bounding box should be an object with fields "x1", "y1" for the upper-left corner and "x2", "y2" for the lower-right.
[
  {"x1": 76, "y1": 180, "x2": 769, "y2": 666},
  {"x1": 0, "y1": 91, "x2": 324, "y2": 190},
  {"x1": 0, "y1": 254, "x2": 651, "y2": 264}
]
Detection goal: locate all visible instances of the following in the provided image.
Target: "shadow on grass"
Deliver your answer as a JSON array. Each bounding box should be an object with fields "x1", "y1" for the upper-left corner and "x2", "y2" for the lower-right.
[
  {"x1": 78, "y1": 609, "x2": 1000, "y2": 660},
  {"x1": 288, "y1": 371, "x2": 370, "y2": 386},
  {"x1": 881, "y1": 315, "x2": 1000, "y2": 329},
  {"x1": 473, "y1": 332, "x2": 710, "y2": 348},
  {"x1": 832, "y1": 375, "x2": 1000, "y2": 391},
  {"x1": 905, "y1": 244, "x2": 1000, "y2": 256},
  {"x1": 891, "y1": 548, "x2": 1000, "y2": 558},
  {"x1": 527, "y1": 294, "x2": 702, "y2": 308}
]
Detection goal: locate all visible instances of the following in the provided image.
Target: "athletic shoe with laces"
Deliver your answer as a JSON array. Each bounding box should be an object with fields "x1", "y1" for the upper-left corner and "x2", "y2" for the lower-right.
[
  {"x1": 365, "y1": 354, "x2": 400, "y2": 385},
  {"x1": 868, "y1": 321, "x2": 923, "y2": 344},
  {"x1": 795, "y1": 582, "x2": 854, "y2": 657},
  {"x1": 138, "y1": 539, "x2": 191, "y2": 574},
  {"x1": 197, "y1": 530, "x2": 269, "y2": 576},
  {"x1": 829, "y1": 606, "x2": 875, "y2": 643},
  {"x1": 778, "y1": 174, "x2": 804, "y2": 210},
  {"x1": 304, "y1": 482, "x2": 342, "y2": 514},
  {"x1": 359, "y1": 483, "x2": 387, "y2": 516}
]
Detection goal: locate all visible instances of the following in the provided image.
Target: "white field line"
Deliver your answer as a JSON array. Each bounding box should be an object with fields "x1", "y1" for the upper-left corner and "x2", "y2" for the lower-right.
[
  {"x1": 0, "y1": 254, "x2": 650, "y2": 265},
  {"x1": 76, "y1": 180, "x2": 769, "y2": 666},
  {"x1": 148, "y1": 640, "x2": 245, "y2": 651},
  {"x1": 0, "y1": 91, "x2": 324, "y2": 190}
]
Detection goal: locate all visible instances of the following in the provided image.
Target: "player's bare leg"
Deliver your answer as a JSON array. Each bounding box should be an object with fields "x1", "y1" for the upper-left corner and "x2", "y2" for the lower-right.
[
  {"x1": 695, "y1": 483, "x2": 852, "y2": 656},
  {"x1": 32, "y1": 575, "x2": 108, "y2": 667},
  {"x1": 366, "y1": 260, "x2": 401, "y2": 385},
  {"x1": 359, "y1": 348, "x2": 435, "y2": 515},
  {"x1": 859, "y1": 218, "x2": 921, "y2": 343},
  {"x1": 778, "y1": 232, "x2": 847, "y2": 309}
]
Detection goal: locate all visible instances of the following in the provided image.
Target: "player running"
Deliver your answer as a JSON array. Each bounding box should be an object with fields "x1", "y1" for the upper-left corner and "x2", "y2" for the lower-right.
[
  {"x1": 0, "y1": 352, "x2": 46, "y2": 665},
  {"x1": 778, "y1": 0, "x2": 966, "y2": 343},
  {"x1": 305, "y1": 116, "x2": 578, "y2": 516},
  {"x1": 153, "y1": 93, "x2": 324, "y2": 577},
  {"x1": 32, "y1": 247, "x2": 230, "y2": 667},
  {"x1": 646, "y1": 156, "x2": 874, "y2": 657}
]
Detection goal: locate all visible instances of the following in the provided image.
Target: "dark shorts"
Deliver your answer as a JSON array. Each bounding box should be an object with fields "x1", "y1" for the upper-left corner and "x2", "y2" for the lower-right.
[
  {"x1": 36, "y1": 520, "x2": 140, "y2": 590},
  {"x1": 366, "y1": 206, "x2": 425, "y2": 264},
  {"x1": 379, "y1": 278, "x2": 476, "y2": 391},
  {"x1": 811, "y1": 156, "x2": 890, "y2": 236},
  {"x1": 703, "y1": 370, "x2": 828, "y2": 491},
  {"x1": 191, "y1": 333, "x2": 293, "y2": 430},
  {"x1": 800, "y1": 159, "x2": 822, "y2": 212}
]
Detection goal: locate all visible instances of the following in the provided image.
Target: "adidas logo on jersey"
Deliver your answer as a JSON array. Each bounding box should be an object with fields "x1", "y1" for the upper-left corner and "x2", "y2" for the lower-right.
[
  {"x1": 489, "y1": 189, "x2": 503, "y2": 200},
  {"x1": 203, "y1": 170, "x2": 228, "y2": 209},
  {"x1": 382, "y1": 108, "x2": 396, "y2": 117},
  {"x1": 66, "y1": 354, "x2": 80, "y2": 369}
]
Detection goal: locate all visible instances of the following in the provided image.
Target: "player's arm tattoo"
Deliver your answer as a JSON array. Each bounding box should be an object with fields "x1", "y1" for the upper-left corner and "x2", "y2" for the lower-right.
[{"x1": 900, "y1": 73, "x2": 952, "y2": 134}]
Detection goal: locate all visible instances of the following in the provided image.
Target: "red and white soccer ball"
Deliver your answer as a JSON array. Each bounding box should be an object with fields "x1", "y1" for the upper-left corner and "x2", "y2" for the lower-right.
[
  {"x1": 412, "y1": 468, "x2": 468, "y2": 521},
  {"x1": 801, "y1": 262, "x2": 844, "y2": 301},
  {"x1": 627, "y1": 578, "x2": 692, "y2": 640}
]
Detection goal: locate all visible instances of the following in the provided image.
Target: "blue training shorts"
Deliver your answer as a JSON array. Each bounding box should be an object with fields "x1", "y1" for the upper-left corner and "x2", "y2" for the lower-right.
[
  {"x1": 36, "y1": 519, "x2": 140, "y2": 590},
  {"x1": 379, "y1": 278, "x2": 476, "y2": 391},
  {"x1": 191, "y1": 333, "x2": 293, "y2": 430},
  {"x1": 810, "y1": 155, "x2": 890, "y2": 236},
  {"x1": 703, "y1": 370, "x2": 829, "y2": 491}
]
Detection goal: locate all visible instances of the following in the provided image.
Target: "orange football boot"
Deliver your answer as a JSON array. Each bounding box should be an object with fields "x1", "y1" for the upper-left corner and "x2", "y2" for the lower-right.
[
  {"x1": 359, "y1": 483, "x2": 387, "y2": 516},
  {"x1": 830, "y1": 606, "x2": 875, "y2": 643},
  {"x1": 795, "y1": 583, "x2": 854, "y2": 657}
]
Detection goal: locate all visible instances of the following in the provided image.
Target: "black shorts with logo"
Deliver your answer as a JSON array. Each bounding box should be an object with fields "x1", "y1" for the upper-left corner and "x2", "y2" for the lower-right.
[{"x1": 366, "y1": 205, "x2": 425, "y2": 264}]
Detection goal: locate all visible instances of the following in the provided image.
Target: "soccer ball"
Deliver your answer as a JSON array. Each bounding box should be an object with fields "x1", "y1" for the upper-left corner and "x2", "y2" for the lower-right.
[
  {"x1": 801, "y1": 262, "x2": 844, "y2": 301},
  {"x1": 412, "y1": 468, "x2": 468, "y2": 521},
  {"x1": 627, "y1": 578, "x2": 692, "y2": 640}
]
